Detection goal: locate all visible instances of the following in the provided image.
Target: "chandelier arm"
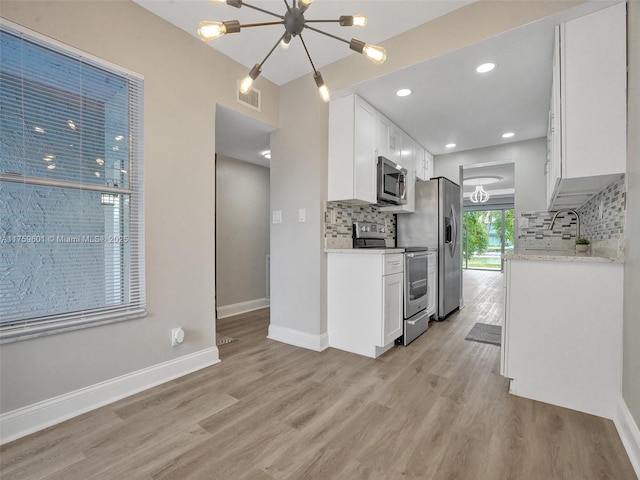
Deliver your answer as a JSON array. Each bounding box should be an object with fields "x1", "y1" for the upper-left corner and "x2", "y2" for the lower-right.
[
  {"x1": 240, "y1": 21, "x2": 285, "y2": 29},
  {"x1": 303, "y1": 24, "x2": 350, "y2": 45},
  {"x1": 283, "y1": 0, "x2": 291, "y2": 13},
  {"x1": 298, "y1": 33, "x2": 318, "y2": 73},
  {"x1": 304, "y1": 20, "x2": 342, "y2": 23},
  {"x1": 258, "y1": 33, "x2": 289, "y2": 68},
  {"x1": 242, "y1": 2, "x2": 285, "y2": 20}
]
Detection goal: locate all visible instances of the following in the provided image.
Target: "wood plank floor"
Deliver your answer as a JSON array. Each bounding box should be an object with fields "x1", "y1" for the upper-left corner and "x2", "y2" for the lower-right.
[{"x1": 1, "y1": 270, "x2": 636, "y2": 479}]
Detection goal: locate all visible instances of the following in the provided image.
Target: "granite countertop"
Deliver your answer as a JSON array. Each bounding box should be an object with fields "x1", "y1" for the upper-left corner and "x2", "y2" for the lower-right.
[
  {"x1": 503, "y1": 250, "x2": 623, "y2": 264},
  {"x1": 325, "y1": 248, "x2": 405, "y2": 254}
]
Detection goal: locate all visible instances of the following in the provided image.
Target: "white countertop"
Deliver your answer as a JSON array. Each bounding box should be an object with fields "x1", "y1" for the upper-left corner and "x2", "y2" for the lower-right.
[
  {"x1": 503, "y1": 251, "x2": 622, "y2": 264},
  {"x1": 325, "y1": 248, "x2": 405, "y2": 254}
]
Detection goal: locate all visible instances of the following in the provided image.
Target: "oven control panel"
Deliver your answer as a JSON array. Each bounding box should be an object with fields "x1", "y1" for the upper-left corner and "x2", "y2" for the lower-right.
[{"x1": 353, "y1": 221, "x2": 387, "y2": 240}]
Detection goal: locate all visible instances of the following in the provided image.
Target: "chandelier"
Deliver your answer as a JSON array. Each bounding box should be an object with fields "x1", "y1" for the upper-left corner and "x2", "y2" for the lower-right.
[
  {"x1": 469, "y1": 185, "x2": 490, "y2": 203},
  {"x1": 197, "y1": 0, "x2": 387, "y2": 102}
]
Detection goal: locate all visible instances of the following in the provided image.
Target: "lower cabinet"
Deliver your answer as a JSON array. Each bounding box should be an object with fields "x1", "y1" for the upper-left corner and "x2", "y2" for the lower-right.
[
  {"x1": 502, "y1": 258, "x2": 623, "y2": 419},
  {"x1": 327, "y1": 252, "x2": 403, "y2": 358}
]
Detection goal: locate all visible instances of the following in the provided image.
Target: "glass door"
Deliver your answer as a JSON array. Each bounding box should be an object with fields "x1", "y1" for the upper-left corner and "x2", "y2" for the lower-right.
[{"x1": 462, "y1": 209, "x2": 514, "y2": 270}]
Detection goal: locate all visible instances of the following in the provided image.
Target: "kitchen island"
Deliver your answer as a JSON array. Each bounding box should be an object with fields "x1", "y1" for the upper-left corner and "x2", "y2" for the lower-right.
[{"x1": 501, "y1": 252, "x2": 623, "y2": 419}]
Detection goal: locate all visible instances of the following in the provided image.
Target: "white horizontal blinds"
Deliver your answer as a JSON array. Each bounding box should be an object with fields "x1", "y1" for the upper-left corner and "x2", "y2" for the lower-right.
[{"x1": 0, "y1": 23, "x2": 145, "y2": 339}]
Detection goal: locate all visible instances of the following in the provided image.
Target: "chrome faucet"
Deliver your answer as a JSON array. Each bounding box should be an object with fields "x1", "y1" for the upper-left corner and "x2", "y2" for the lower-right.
[{"x1": 549, "y1": 208, "x2": 581, "y2": 239}]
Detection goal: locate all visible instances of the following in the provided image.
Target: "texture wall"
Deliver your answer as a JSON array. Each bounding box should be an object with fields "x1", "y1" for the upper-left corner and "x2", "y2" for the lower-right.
[
  {"x1": 434, "y1": 138, "x2": 548, "y2": 214},
  {"x1": 0, "y1": 0, "x2": 278, "y2": 416},
  {"x1": 215, "y1": 155, "x2": 270, "y2": 310},
  {"x1": 623, "y1": 0, "x2": 640, "y2": 446}
]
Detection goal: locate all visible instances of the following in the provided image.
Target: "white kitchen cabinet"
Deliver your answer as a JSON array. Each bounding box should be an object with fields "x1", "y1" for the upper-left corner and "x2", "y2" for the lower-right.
[
  {"x1": 328, "y1": 94, "x2": 377, "y2": 204},
  {"x1": 327, "y1": 252, "x2": 404, "y2": 358},
  {"x1": 501, "y1": 257, "x2": 623, "y2": 419},
  {"x1": 416, "y1": 147, "x2": 434, "y2": 182},
  {"x1": 426, "y1": 251, "x2": 437, "y2": 318},
  {"x1": 546, "y1": 3, "x2": 626, "y2": 209}
]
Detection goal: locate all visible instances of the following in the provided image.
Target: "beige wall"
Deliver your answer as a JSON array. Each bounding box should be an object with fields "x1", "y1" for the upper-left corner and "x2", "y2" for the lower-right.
[
  {"x1": 623, "y1": 0, "x2": 640, "y2": 430},
  {"x1": 215, "y1": 155, "x2": 270, "y2": 308},
  {"x1": 434, "y1": 138, "x2": 548, "y2": 214},
  {"x1": 0, "y1": 1, "x2": 278, "y2": 412}
]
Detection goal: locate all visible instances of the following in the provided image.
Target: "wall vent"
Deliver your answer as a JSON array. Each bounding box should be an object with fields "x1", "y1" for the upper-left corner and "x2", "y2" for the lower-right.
[{"x1": 236, "y1": 82, "x2": 261, "y2": 112}]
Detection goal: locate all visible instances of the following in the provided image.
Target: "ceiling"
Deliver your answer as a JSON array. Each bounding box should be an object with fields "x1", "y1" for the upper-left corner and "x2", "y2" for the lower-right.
[{"x1": 134, "y1": 0, "x2": 618, "y2": 170}]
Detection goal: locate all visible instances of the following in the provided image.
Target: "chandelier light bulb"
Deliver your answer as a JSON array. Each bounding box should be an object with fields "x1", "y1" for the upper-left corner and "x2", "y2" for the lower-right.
[
  {"x1": 197, "y1": 20, "x2": 240, "y2": 41},
  {"x1": 363, "y1": 44, "x2": 386, "y2": 64},
  {"x1": 349, "y1": 39, "x2": 387, "y2": 65},
  {"x1": 239, "y1": 64, "x2": 261, "y2": 94},
  {"x1": 280, "y1": 33, "x2": 292, "y2": 50},
  {"x1": 314, "y1": 71, "x2": 331, "y2": 103},
  {"x1": 300, "y1": 0, "x2": 313, "y2": 7},
  {"x1": 352, "y1": 14, "x2": 367, "y2": 27},
  {"x1": 469, "y1": 185, "x2": 490, "y2": 204}
]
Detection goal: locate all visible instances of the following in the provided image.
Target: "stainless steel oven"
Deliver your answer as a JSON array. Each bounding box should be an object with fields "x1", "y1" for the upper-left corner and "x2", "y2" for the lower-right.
[{"x1": 403, "y1": 248, "x2": 430, "y2": 345}]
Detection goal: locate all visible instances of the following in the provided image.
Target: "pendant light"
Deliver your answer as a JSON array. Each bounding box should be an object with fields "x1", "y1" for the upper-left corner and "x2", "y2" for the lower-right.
[
  {"x1": 469, "y1": 185, "x2": 490, "y2": 204},
  {"x1": 197, "y1": 0, "x2": 387, "y2": 103}
]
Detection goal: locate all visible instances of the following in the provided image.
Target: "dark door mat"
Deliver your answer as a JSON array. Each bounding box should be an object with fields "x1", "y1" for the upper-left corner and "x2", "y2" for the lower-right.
[{"x1": 465, "y1": 323, "x2": 501, "y2": 346}]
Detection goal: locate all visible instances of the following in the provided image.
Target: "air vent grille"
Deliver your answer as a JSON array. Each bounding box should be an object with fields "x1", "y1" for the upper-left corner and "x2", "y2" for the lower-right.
[{"x1": 237, "y1": 84, "x2": 261, "y2": 111}]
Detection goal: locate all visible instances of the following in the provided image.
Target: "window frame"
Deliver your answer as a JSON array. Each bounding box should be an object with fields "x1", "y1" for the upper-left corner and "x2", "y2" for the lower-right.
[{"x1": 0, "y1": 19, "x2": 146, "y2": 343}]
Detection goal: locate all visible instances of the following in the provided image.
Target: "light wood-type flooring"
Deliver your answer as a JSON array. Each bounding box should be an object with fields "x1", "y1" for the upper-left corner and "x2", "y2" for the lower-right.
[{"x1": 1, "y1": 270, "x2": 636, "y2": 479}]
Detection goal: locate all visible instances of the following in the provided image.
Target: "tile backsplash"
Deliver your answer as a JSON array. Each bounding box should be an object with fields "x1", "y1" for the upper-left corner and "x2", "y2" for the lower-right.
[
  {"x1": 518, "y1": 174, "x2": 626, "y2": 258},
  {"x1": 324, "y1": 201, "x2": 396, "y2": 248}
]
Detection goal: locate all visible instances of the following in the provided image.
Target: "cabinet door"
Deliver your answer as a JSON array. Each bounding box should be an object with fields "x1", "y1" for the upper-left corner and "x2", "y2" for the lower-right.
[
  {"x1": 381, "y1": 272, "x2": 403, "y2": 346},
  {"x1": 377, "y1": 113, "x2": 392, "y2": 159},
  {"x1": 354, "y1": 96, "x2": 377, "y2": 203},
  {"x1": 424, "y1": 149, "x2": 434, "y2": 181}
]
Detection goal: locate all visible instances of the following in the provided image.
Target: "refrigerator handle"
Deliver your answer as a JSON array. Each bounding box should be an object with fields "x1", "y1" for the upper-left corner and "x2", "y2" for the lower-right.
[{"x1": 450, "y1": 205, "x2": 458, "y2": 255}]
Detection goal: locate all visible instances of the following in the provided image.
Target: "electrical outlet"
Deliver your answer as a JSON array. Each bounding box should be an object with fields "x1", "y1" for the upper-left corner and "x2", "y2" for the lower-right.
[
  {"x1": 272, "y1": 210, "x2": 282, "y2": 224},
  {"x1": 171, "y1": 327, "x2": 185, "y2": 346}
]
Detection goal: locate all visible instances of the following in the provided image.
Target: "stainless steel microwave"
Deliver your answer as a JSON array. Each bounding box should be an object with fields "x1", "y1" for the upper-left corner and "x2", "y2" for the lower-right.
[{"x1": 377, "y1": 156, "x2": 407, "y2": 205}]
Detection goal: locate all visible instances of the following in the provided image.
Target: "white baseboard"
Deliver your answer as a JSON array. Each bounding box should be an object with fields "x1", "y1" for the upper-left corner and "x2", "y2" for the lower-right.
[
  {"x1": 0, "y1": 347, "x2": 220, "y2": 445},
  {"x1": 614, "y1": 395, "x2": 640, "y2": 478},
  {"x1": 267, "y1": 324, "x2": 329, "y2": 352},
  {"x1": 217, "y1": 298, "x2": 270, "y2": 319}
]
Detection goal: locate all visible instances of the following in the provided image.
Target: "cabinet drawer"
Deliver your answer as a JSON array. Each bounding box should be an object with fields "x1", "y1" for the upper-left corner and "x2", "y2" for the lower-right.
[{"x1": 384, "y1": 254, "x2": 404, "y2": 275}]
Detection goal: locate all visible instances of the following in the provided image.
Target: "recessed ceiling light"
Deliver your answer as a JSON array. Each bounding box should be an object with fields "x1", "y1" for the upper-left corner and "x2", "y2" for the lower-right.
[
  {"x1": 396, "y1": 88, "x2": 412, "y2": 97},
  {"x1": 476, "y1": 63, "x2": 495, "y2": 73},
  {"x1": 446, "y1": 143, "x2": 456, "y2": 149},
  {"x1": 502, "y1": 132, "x2": 515, "y2": 138}
]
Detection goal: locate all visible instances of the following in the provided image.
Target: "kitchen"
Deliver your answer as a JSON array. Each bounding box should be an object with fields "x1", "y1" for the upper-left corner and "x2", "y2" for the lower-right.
[{"x1": 0, "y1": 0, "x2": 639, "y2": 478}]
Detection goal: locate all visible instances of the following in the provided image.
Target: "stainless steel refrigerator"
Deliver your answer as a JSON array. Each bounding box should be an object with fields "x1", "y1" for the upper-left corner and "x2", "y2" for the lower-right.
[{"x1": 397, "y1": 177, "x2": 462, "y2": 320}]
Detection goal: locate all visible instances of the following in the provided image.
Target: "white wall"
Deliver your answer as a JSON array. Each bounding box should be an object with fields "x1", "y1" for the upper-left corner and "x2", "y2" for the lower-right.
[
  {"x1": 215, "y1": 155, "x2": 270, "y2": 309},
  {"x1": 268, "y1": 77, "x2": 329, "y2": 350},
  {"x1": 434, "y1": 138, "x2": 548, "y2": 214},
  {"x1": 623, "y1": 0, "x2": 640, "y2": 438},
  {"x1": 0, "y1": 0, "x2": 279, "y2": 415}
]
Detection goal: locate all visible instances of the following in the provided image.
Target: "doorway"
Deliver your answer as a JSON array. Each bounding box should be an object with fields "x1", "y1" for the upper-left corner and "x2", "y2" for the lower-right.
[
  {"x1": 462, "y1": 209, "x2": 514, "y2": 270},
  {"x1": 460, "y1": 161, "x2": 515, "y2": 272}
]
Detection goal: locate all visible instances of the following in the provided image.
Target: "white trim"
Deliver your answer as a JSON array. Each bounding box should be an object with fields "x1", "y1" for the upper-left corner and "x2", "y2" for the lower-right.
[
  {"x1": 0, "y1": 347, "x2": 220, "y2": 445},
  {"x1": 217, "y1": 298, "x2": 270, "y2": 319},
  {"x1": 0, "y1": 18, "x2": 144, "y2": 80},
  {"x1": 614, "y1": 395, "x2": 640, "y2": 478},
  {"x1": 267, "y1": 324, "x2": 329, "y2": 352}
]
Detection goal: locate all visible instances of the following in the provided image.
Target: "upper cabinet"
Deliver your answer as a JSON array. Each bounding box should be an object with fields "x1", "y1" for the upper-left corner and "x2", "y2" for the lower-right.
[
  {"x1": 328, "y1": 94, "x2": 377, "y2": 204},
  {"x1": 328, "y1": 93, "x2": 429, "y2": 213},
  {"x1": 416, "y1": 147, "x2": 434, "y2": 182},
  {"x1": 546, "y1": 3, "x2": 626, "y2": 209}
]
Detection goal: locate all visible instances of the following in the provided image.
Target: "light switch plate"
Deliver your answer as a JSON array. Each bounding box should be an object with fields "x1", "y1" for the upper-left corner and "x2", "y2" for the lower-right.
[{"x1": 272, "y1": 210, "x2": 282, "y2": 224}]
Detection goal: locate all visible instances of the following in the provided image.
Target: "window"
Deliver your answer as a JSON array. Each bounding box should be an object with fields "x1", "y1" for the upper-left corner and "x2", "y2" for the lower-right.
[{"x1": 0, "y1": 21, "x2": 145, "y2": 342}]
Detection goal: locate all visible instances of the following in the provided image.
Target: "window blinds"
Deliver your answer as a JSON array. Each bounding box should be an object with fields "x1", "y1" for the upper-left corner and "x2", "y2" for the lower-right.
[{"x1": 0, "y1": 21, "x2": 145, "y2": 341}]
